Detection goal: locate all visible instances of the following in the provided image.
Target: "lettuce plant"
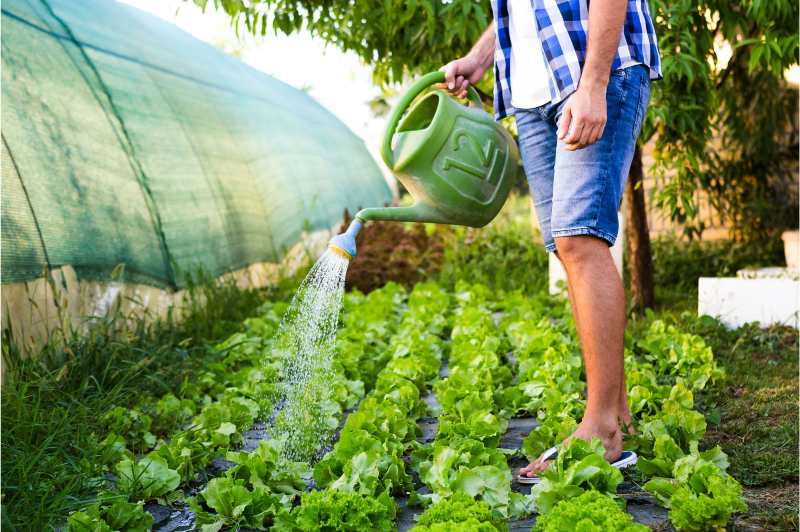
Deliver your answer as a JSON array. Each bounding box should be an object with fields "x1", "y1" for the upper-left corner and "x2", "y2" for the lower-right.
[
  {"x1": 114, "y1": 456, "x2": 180, "y2": 501},
  {"x1": 644, "y1": 443, "x2": 745, "y2": 531},
  {"x1": 533, "y1": 490, "x2": 647, "y2": 532},
  {"x1": 284, "y1": 489, "x2": 396, "y2": 531},
  {"x1": 412, "y1": 492, "x2": 506, "y2": 531},
  {"x1": 530, "y1": 438, "x2": 623, "y2": 514},
  {"x1": 67, "y1": 500, "x2": 153, "y2": 532}
]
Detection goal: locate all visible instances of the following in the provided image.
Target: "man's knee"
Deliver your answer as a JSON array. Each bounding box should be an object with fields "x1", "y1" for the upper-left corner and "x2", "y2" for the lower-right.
[{"x1": 553, "y1": 235, "x2": 606, "y2": 265}]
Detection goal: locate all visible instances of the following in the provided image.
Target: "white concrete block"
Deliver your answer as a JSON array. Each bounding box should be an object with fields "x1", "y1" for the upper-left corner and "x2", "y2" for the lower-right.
[
  {"x1": 698, "y1": 277, "x2": 800, "y2": 329},
  {"x1": 549, "y1": 212, "x2": 624, "y2": 296}
]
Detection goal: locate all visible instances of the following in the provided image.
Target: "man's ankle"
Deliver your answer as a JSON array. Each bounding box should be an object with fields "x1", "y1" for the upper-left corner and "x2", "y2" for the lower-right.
[{"x1": 579, "y1": 411, "x2": 620, "y2": 434}]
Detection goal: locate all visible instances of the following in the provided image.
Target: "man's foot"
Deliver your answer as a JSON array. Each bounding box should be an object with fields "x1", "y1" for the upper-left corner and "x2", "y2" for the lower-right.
[{"x1": 518, "y1": 418, "x2": 623, "y2": 479}]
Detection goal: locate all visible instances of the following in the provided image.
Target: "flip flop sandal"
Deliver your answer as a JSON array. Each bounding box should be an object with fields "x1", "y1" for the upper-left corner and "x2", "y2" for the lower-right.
[{"x1": 516, "y1": 447, "x2": 638, "y2": 485}]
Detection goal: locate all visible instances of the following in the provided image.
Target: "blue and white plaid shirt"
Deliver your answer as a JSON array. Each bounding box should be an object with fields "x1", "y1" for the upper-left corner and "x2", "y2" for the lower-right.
[{"x1": 491, "y1": 0, "x2": 662, "y2": 119}]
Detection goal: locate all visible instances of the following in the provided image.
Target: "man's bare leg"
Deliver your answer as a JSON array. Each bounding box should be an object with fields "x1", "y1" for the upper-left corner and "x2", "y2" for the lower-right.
[
  {"x1": 520, "y1": 236, "x2": 627, "y2": 477},
  {"x1": 564, "y1": 260, "x2": 632, "y2": 428}
]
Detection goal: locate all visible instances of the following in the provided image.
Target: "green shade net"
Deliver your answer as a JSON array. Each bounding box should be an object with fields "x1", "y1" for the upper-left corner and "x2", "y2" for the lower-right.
[{"x1": 1, "y1": 0, "x2": 392, "y2": 288}]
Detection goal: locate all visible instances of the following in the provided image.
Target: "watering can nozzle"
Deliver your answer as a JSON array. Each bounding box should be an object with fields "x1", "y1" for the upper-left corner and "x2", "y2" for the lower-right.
[{"x1": 328, "y1": 217, "x2": 363, "y2": 260}]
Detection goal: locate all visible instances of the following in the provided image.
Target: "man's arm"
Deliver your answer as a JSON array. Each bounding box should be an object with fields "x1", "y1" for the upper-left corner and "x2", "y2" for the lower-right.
[
  {"x1": 560, "y1": 0, "x2": 628, "y2": 150},
  {"x1": 442, "y1": 22, "x2": 496, "y2": 99}
]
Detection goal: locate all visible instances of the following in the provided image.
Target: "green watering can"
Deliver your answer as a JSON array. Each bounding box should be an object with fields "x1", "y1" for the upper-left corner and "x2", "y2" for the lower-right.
[{"x1": 329, "y1": 71, "x2": 521, "y2": 259}]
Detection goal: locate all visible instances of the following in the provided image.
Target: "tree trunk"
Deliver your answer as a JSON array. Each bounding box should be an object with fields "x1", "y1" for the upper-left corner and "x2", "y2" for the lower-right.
[{"x1": 624, "y1": 145, "x2": 655, "y2": 310}]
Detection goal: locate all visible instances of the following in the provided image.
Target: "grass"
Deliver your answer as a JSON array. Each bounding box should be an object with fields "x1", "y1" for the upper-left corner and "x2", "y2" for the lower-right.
[
  {"x1": 688, "y1": 319, "x2": 798, "y2": 531},
  {"x1": 627, "y1": 309, "x2": 798, "y2": 530},
  {"x1": 644, "y1": 234, "x2": 798, "y2": 529},
  {"x1": 0, "y1": 270, "x2": 305, "y2": 531}
]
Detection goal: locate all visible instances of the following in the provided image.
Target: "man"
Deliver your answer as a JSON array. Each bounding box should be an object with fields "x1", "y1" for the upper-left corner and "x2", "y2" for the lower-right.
[{"x1": 442, "y1": 0, "x2": 661, "y2": 482}]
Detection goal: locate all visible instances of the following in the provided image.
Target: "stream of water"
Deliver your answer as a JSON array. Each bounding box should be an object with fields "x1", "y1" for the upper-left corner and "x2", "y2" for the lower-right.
[{"x1": 268, "y1": 249, "x2": 349, "y2": 461}]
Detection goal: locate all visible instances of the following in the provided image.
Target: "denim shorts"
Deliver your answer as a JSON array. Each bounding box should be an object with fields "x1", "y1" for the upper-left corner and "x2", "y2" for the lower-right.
[{"x1": 515, "y1": 65, "x2": 651, "y2": 252}]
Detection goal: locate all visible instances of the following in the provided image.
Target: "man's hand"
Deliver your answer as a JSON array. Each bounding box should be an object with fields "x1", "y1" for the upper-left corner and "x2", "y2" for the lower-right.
[
  {"x1": 560, "y1": 0, "x2": 627, "y2": 150},
  {"x1": 441, "y1": 55, "x2": 489, "y2": 99},
  {"x1": 559, "y1": 81, "x2": 607, "y2": 151},
  {"x1": 439, "y1": 22, "x2": 496, "y2": 99}
]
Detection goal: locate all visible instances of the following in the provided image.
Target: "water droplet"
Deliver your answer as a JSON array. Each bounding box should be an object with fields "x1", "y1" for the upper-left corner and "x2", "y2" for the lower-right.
[{"x1": 267, "y1": 250, "x2": 349, "y2": 461}]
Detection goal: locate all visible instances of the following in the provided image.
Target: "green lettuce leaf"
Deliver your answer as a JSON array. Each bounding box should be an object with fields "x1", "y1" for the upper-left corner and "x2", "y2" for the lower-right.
[
  {"x1": 644, "y1": 442, "x2": 744, "y2": 531},
  {"x1": 67, "y1": 500, "x2": 153, "y2": 532},
  {"x1": 190, "y1": 477, "x2": 290, "y2": 531},
  {"x1": 115, "y1": 456, "x2": 180, "y2": 500},
  {"x1": 412, "y1": 492, "x2": 506, "y2": 531},
  {"x1": 533, "y1": 490, "x2": 648, "y2": 532},
  {"x1": 531, "y1": 438, "x2": 623, "y2": 515},
  {"x1": 521, "y1": 415, "x2": 577, "y2": 462},
  {"x1": 286, "y1": 489, "x2": 396, "y2": 532}
]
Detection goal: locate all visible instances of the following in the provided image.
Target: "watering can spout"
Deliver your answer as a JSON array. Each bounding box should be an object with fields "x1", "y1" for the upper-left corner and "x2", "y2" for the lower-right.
[
  {"x1": 355, "y1": 206, "x2": 431, "y2": 223},
  {"x1": 328, "y1": 206, "x2": 430, "y2": 259},
  {"x1": 328, "y1": 218, "x2": 362, "y2": 260}
]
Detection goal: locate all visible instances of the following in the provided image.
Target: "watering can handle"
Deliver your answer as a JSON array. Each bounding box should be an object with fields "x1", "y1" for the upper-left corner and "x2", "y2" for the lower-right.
[{"x1": 381, "y1": 71, "x2": 483, "y2": 167}]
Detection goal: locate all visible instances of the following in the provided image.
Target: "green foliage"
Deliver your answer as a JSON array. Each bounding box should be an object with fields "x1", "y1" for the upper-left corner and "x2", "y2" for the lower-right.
[
  {"x1": 644, "y1": 443, "x2": 746, "y2": 531},
  {"x1": 10, "y1": 253, "x2": 776, "y2": 531},
  {"x1": 623, "y1": 315, "x2": 750, "y2": 531},
  {"x1": 651, "y1": 235, "x2": 785, "y2": 295},
  {"x1": 226, "y1": 440, "x2": 308, "y2": 496},
  {"x1": 413, "y1": 435, "x2": 510, "y2": 500},
  {"x1": 194, "y1": 0, "x2": 491, "y2": 86},
  {"x1": 190, "y1": 477, "x2": 290, "y2": 531},
  {"x1": 438, "y1": 197, "x2": 549, "y2": 294},
  {"x1": 681, "y1": 317, "x2": 799, "y2": 493},
  {"x1": 638, "y1": 321, "x2": 724, "y2": 391},
  {"x1": 101, "y1": 407, "x2": 157, "y2": 453},
  {"x1": 530, "y1": 438, "x2": 624, "y2": 515},
  {"x1": 114, "y1": 456, "x2": 181, "y2": 501},
  {"x1": 67, "y1": 499, "x2": 153, "y2": 532},
  {"x1": 645, "y1": 0, "x2": 799, "y2": 239},
  {"x1": 149, "y1": 432, "x2": 212, "y2": 482},
  {"x1": 533, "y1": 490, "x2": 648, "y2": 532},
  {"x1": 521, "y1": 415, "x2": 577, "y2": 463},
  {"x1": 149, "y1": 393, "x2": 196, "y2": 435},
  {"x1": 334, "y1": 283, "x2": 407, "y2": 391},
  {"x1": 314, "y1": 282, "x2": 450, "y2": 499},
  {"x1": 189, "y1": 442, "x2": 308, "y2": 531},
  {"x1": 1, "y1": 271, "x2": 278, "y2": 530},
  {"x1": 285, "y1": 489, "x2": 397, "y2": 532},
  {"x1": 411, "y1": 284, "x2": 532, "y2": 519},
  {"x1": 412, "y1": 492, "x2": 507, "y2": 531},
  {"x1": 413, "y1": 520, "x2": 499, "y2": 532}
]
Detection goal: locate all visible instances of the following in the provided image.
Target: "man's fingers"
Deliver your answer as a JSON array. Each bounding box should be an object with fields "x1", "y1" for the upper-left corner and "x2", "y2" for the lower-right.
[
  {"x1": 443, "y1": 62, "x2": 457, "y2": 89},
  {"x1": 582, "y1": 121, "x2": 605, "y2": 148},
  {"x1": 578, "y1": 122, "x2": 595, "y2": 147},
  {"x1": 455, "y1": 79, "x2": 469, "y2": 99},
  {"x1": 593, "y1": 123, "x2": 606, "y2": 144},
  {"x1": 564, "y1": 121, "x2": 605, "y2": 151},
  {"x1": 562, "y1": 119, "x2": 584, "y2": 145},
  {"x1": 558, "y1": 106, "x2": 572, "y2": 139}
]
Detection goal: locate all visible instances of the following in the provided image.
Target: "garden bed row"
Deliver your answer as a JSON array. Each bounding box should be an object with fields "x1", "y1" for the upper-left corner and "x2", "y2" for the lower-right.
[
  {"x1": 67, "y1": 280, "x2": 746, "y2": 532},
  {"x1": 67, "y1": 283, "x2": 411, "y2": 530}
]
